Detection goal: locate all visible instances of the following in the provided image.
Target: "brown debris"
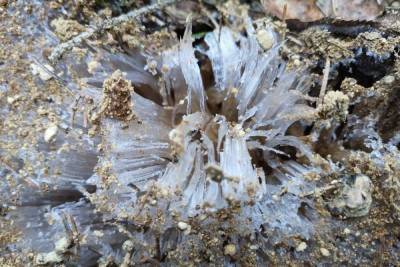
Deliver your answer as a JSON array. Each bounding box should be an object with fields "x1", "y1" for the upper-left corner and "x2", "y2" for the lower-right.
[
  {"x1": 49, "y1": 0, "x2": 178, "y2": 61},
  {"x1": 299, "y1": 28, "x2": 353, "y2": 59},
  {"x1": 322, "y1": 0, "x2": 384, "y2": 21},
  {"x1": 262, "y1": 0, "x2": 324, "y2": 22},
  {"x1": 100, "y1": 70, "x2": 134, "y2": 121},
  {"x1": 262, "y1": 0, "x2": 384, "y2": 22},
  {"x1": 50, "y1": 18, "x2": 84, "y2": 41},
  {"x1": 317, "y1": 91, "x2": 350, "y2": 122},
  {"x1": 0, "y1": 0, "x2": 8, "y2": 7}
]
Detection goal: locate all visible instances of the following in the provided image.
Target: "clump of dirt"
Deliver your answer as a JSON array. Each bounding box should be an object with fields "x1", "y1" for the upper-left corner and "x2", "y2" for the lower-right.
[
  {"x1": 112, "y1": 21, "x2": 177, "y2": 53},
  {"x1": 300, "y1": 28, "x2": 353, "y2": 60},
  {"x1": 317, "y1": 90, "x2": 349, "y2": 121},
  {"x1": 353, "y1": 32, "x2": 400, "y2": 54},
  {"x1": 50, "y1": 18, "x2": 85, "y2": 41},
  {"x1": 0, "y1": 218, "x2": 20, "y2": 248},
  {"x1": 99, "y1": 70, "x2": 134, "y2": 121},
  {"x1": 340, "y1": 77, "x2": 365, "y2": 98},
  {"x1": 112, "y1": 21, "x2": 143, "y2": 49}
]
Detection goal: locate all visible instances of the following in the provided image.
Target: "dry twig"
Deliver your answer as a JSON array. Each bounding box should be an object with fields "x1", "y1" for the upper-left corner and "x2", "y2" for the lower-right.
[
  {"x1": 49, "y1": 0, "x2": 177, "y2": 62},
  {"x1": 318, "y1": 57, "x2": 331, "y2": 106}
]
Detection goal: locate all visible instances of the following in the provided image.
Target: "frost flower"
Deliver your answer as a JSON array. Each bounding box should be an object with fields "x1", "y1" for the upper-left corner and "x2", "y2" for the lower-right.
[{"x1": 5, "y1": 20, "x2": 320, "y2": 266}]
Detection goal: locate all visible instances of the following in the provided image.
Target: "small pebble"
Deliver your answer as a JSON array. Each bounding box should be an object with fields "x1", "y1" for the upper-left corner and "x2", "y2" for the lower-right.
[
  {"x1": 363, "y1": 32, "x2": 381, "y2": 40},
  {"x1": 256, "y1": 29, "x2": 275, "y2": 50},
  {"x1": 44, "y1": 124, "x2": 58, "y2": 143},
  {"x1": 122, "y1": 240, "x2": 134, "y2": 252},
  {"x1": 36, "y1": 251, "x2": 62, "y2": 265},
  {"x1": 343, "y1": 228, "x2": 351, "y2": 235},
  {"x1": 296, "y1": 242, "x2": 307, "y2": 252},
  {"x1": 224, "y1": 244, "x2": 236, "y2": 256},
  {"x1": 293, "y1": 58, "x2": 301, "y2": 67},
  {"x1": 320, "y1": 247, "x2": 330, "y2": 257},
  {"x1": 7, "y1": 95, "x2": 20, "y2": 105},
  {"x1": 292, "y1": 54, "x2": 300, "y2": 60},
  {"x1": 31, "y1": 63, "x2": 54, "y2": 81},
  {"x1": 87, "y1": 60, "x2": 101, "y2": 74},
  {"x1": 18, "y1": 128, "x2": 29, "y2": 137},
  {"x1": 383, "y1": 75, "x2": 395, "y2": 85},
  {"x1": 177, "y1": 221, "x2": 188, "y2": 230},
  {"x1": 37, "y1": 106, "x2": 48, "y2": 115},
  {"x1": 93, "y1": 230, "x2": 104, "y2": 237},
  {"x1": 199, "y1": 214, "x2": 207, "y2": 221}
]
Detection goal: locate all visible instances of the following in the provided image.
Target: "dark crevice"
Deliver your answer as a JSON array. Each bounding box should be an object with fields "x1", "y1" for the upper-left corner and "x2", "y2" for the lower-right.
[
  {"x1": 334, "y1": 47, "x2": 395, "y2": 88},
  {"x1": 311, "y1": 47, "x2": 396, "y2": 92}
]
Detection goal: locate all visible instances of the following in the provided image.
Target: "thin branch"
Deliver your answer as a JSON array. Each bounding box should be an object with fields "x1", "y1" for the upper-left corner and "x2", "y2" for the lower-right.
[{"x1": 49, "y1": 0, "x2": 177, "y2": 62}]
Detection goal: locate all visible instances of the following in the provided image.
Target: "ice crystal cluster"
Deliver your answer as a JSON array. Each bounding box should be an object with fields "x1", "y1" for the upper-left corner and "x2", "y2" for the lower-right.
[{"x1": 3, "y1": 19, "x2": 321, "y2": 265}]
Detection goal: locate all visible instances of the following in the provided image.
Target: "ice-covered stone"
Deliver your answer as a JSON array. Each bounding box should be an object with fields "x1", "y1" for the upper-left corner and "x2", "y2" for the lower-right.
[{"x1": 329, "y1": 174, "x2": 372, "y2": 218}]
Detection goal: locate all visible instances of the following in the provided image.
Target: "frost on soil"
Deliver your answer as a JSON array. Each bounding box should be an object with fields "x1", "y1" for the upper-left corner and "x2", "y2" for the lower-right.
[
  {"x1": 0, "y1": 10, "x2": 325, "y2": 264},
  {"x1": 3, "y1": 1, "x2": 400, "y2": 266}
]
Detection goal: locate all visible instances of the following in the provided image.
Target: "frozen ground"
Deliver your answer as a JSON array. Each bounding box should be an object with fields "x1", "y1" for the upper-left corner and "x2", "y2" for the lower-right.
[{"x1": 1, "y1": 0, "x2": 400, "y2": 266}]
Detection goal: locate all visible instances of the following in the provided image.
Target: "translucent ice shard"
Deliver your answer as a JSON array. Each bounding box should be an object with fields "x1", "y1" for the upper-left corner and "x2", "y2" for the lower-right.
[
  {"x1": 204, "y1": 27, "x2": 242, "y2": 91},
  {"x1": 219, "y1": 125, "x2": 266, "y2": 202},
  {"x1": 178, "y1": 19, "x2": 206, "y2": 113}
]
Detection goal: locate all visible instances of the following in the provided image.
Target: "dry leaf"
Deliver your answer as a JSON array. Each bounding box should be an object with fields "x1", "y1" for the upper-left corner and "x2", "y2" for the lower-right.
[
  {"x1": 325, "y1": 0, "x2": 384, "y2": 21},
  {"x1": 262, "y1": 0, "x2": 324, "y2": 22},
  {"x1": 262, "y1": 0, "x2": 384, "y2": 22}
]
